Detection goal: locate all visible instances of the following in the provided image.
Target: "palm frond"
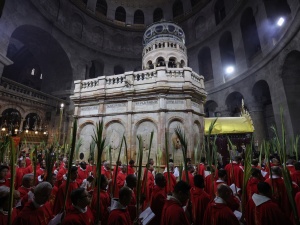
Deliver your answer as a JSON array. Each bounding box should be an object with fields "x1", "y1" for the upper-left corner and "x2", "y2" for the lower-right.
[
  {"x1": 8, "y1": 137, "x2": 17, "y2": 225},
  {"x1": 165, "y1": 131, "x2": 171, "y2": 191},
  {"x1": 175, "y1": 126, "x2": 189, "y2": 185},
  {"x1": 136, "y1": 135, "x2": 144, "y2": 220},
  {"x1": 75, "y1": 138, "x2": 83, "y2": 160}
]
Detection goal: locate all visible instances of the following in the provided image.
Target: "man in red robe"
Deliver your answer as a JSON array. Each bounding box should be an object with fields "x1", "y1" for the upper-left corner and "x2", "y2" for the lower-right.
[
  {"x1": 125, "y1": 174, "x2": 137, "y2": 221},
  {"x1": 190, "y1": 175, "x2": 210, "y2": 225},
  {"x1": 107, "y1": 186, "x2": 132, "y2": 225},
  {"x1": 13, "y1": 182, "x2": 54, "y2": 225},
  {"x1": 53, "y1": 166, "x2": 80, "y2": 214},
  {"x1": 142, "y1": 163, "x2": 154, "y2": 208},
  {"x1": 246, "y1": 168, "x2": 263, "y2": 203},
  {"x1": 248, "y1": 182, "x2": 291, "y2": 225},
  {"x1": 286, "y1": 159, "x2": 295, "y2": 174},
  {"x1": 114, "y1": 164, "x2": 127, "y2": 198},
  {"x1": 17, "y1": 173, "x2": 34, "y2": 199},
  {"x1": 62, "y1": 188, "x2": 94, "y2": 225},
  {"x1": 182, "y1": 165, "x2": 195, "y2": 187},
  {"x1": 203, "y1": 184, "x2": 240, "y2": 225},
  {"x1": 56, "y1": 160, "x2": 68, "y2": 187},
  {"x1": 149, "y1": 173, "x2": 167, "y2": 225},
  {"x1": 0, "y1": 165, "x2": 10, "y2": 187},
  {"x1": 204, "y1": 166, "x2": 217, "y2": 199},
  {"x1": 86, "y1": 158, "x2": 96, "y2": 176},
  {"x1": 127, "y1": 159, "x2": 135, "y2": 175},
  {"x1": 15, "y1": 159, "x2": 28, "y2": 189},
  {"x1": 265, "y1": 166, "x2": 293, "y2": 217},
  {"x1": 163, "y1": 163, "x2": 177, "y2": 194},
  {"x1": 48, "y1": 173, "x2": 58, "y2": 209},
  {"x1": 198, "y1": 157, "x2": 206, "y2": 177},
  {"x1": 292, "y1": 162, "x2": 300, "y2": 187},
  {"x1": 0, "y1": 186, "x2": 19, "y2": 224},
  {"x1": 161, "y1": 181, "x2": 190, "y2": 225},
  {"x1": 77, "y1": 161, "x2": 89, "y2": 185},
  {"x1": 91, "y1": 175, "x2": 110, "y2": 225},
  {"x1": 224, "y1": 156, "x2": 244, "y2": 188}
]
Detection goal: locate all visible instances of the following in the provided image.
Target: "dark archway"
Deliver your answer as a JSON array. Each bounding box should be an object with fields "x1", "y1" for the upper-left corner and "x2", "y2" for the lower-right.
[
  {"x1": 113, "y1": 65, "x2": 124, "y2": 75},
  {"x1": 134, "y1": 10, "x2": 144, "y2": 24},
  {"x1": 240, "y1": 8, "x2": 261, "y2": 65},
  {"x1": 252, "y1": 80, "x2": 274, "y2": 139},
  {"x1": 96, "y1": 0, "x2": 107, "y2": 16},
  {"x1": 3, "y1": 25, "x2": 73, "y2": 94},
  {"x1": 115, "y1": 6, "x2": 126, "y2": 22},
  {"x1": 0, "y1": 0, "x2": 5, "y2": 18},
  {"x1": 219, "y1": 31, "x2": 236, "y2": 70},
  {"x1": 205, "y1": 100, "x2": 218, "y2": 117},
  {"x1": 282, "y1": 51, "x2": 300, "y2": 136},
  {"x1": 214, "y1": 0, "x2": 226, "y2": 25},
  {"x1": 225, "y1": 92, "x2": 244, "y2": 116},
  {"x1": 89, "y1": 60, "x2": 104, "y2": 79},
  {"x1": 23, "y1": 113, "x2": 41, "y2": 131},
  {"x1": 153, "y1": 8, "x2": 163, "y2": 22},
  {"x1": 198, "y1": 47, "x2": 213, "y2": 81},
  {"x1": 263, "y1": 0, "x2": 291, "y2": 23},
  {"x1": 173, "y1": 0, "x2": 184, "y2": 18},
  {"x1": 0, "y1": 108, "x2": 21, "y2": 136}
]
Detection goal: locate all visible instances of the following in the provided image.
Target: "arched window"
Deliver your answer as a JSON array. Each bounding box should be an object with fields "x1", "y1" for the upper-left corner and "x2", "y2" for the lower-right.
[
  {"x1": 263, "y1": 0, "x2": 291, "y2": 22},
  {"x1": 214, "y1": 0, "x2": 226, "y2": 25},
  {"x1": 96, "y1": 0, "x2": 107, "y2": 16},
  {"x1": 114, "y1": 65, "x2": 124, "y2": 75},
  {"x1": 153, "y1": 8, "x2": 163, "y2": 22},
  {"x1": 156, "y1": 57, "x2": 165, "y2": 67},
  {"x1": 173, "y1": 0, "x2": 184, "y2": 18},
  {"x1": 115, "y1": 6, "x2": 126, "y2": 22},
  {"x1": 191, "y1": 0, "x2": 201, "y2": 7},
  {"x1": 198, "y1": 47, "x2": 213, "y2": 81},
  {"x1": 168, "y1": 57, "x2": 177, "y2": 68},
  {"x1": 240, "y1": 8, "x2": 261, "y2": 64},
  {"x1": 219, "y1": 31, "x2": 236, "y2": 69},
  {"x1": 134, "y1": 10, "x2": 144, "y2": 24},
  {"x1": 89, "y1": 60, "x2": 104, "y2": 78}
]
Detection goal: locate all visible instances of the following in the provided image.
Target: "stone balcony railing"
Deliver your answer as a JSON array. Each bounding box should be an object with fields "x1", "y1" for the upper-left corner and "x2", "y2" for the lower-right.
[
  {"x1": 72, "y1": 67, "x2": 206, "y2": 100},
  {"x1": 0, "y1": 77, "x2": 66, "y2": 107}
]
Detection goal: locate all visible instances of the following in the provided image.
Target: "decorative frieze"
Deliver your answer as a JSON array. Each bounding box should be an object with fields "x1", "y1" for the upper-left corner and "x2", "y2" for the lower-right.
[{"x1": 80, "y1": 105, "x2": 98, "y2": 115}]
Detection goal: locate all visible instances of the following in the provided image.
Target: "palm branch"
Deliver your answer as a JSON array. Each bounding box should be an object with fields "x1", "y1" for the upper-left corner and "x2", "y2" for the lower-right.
[{"x1": 175, "y1": 126, "x2": 189, "y2": 185}]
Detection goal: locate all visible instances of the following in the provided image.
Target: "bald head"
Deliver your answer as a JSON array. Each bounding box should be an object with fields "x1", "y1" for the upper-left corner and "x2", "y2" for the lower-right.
[{"x1": 34, "y1": 182, "x2": 52, "y2": 205}]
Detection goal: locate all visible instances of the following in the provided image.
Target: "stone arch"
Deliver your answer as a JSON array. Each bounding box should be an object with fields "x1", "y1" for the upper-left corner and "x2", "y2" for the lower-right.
[
  {"x1": 194, "y1": 16, "x2": 206, "y2": 39},
  {"x1": 153, "y1": 8, "x2": 163, "y2": 23},
  {"x1": 167, "y1": 118, "x2": 184, "y2": 164},
  {"x1": 225, "y1": 92, "x2": 244, "y2": 116},
  {"x1": 173, "y1": 0, "x2": 184, "y2": 18},
  {"x1": 134, "y1": 10, "x2": 144, "y2": 24},
  {"x1": 0, "y1": 108, "x2": 22, "y2": 135},
  {"x1": 168, "y1": 57, "x2": 177, "y2": 68},
  {"x1": 281, "y1": 50, "x2": 300, "y2": 135},
  {"x1": 115, "y1": 6, "x2": 126, "y2": 22},
  {"x1": 77, "y1": 121, "x2": 96, "y2": 161},
  {"x1": 198, "y1": 47, "x2": 213, "y2": 81},
  {"x1": 204, "y1": 100, "x2": 218, "y2": 117},
  {"x1": 70, "y1": 13, "x2": 85, "y2": 38},
  {"x1": 251, "y1": 80, "x2": 274, "y2": 139},
  {"x1": 156, "y1": 57, "x2": 165, "y2": 67},
  {"x1": 219, "y1": 31, "x2": 236, "y2": 70},
  {"x1": 214, "y1": 0, "x2": 226, "y2": 25},
  {"x1": 134, "y1": 119, "x2": 158, "y2": 164},
  {"x1": 0, "y1": 104, "x2": 25, "y2": 118},
  {"x1": 113, "y1": 65, "x2": 124, "y2": 75},
  {"x1": 22, "y1": 112, "x2": 42, "y2": 131},
  {"x1": 3, "y1": 25, "x2": 73, "y2": 94},
  {"x1": 240, "y1": 7, "x2": 261, "y2": 65},
  {"x1": 89, "y1": 59, "x2": 104, "y2": 78},
  {"x1": 96, "y1": 0, "x2": 107, "y2": 16}
]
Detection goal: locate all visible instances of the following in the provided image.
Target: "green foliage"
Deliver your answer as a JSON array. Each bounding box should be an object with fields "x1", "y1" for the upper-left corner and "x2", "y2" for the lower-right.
[
  {"x1": 89, "y1": 140, "x2": 96, "y2": 161},
  {"x1": 175, "y1": 126, "x2": 189, "y2": 185},
  {"x1": 136, "y1": 135, "x2": 144, "y2": 220},
  {"x1": 8, "y1": 137, "x2": 17, "y2": 225}
]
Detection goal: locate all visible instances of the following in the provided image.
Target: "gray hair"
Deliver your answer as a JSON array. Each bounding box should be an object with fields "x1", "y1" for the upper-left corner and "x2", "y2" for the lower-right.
[
  {"x1": 0, "y1": 186, "x2": 10, "y2": 199},
  {"x1": 22, "y1": 173, "x2": 34, "y2": 182},
  {"x1": 34, "y1": 182, "x2": 52, "y2": 196}
]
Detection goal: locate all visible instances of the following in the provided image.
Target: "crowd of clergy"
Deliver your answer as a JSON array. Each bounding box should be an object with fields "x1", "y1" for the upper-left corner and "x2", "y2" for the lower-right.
[{"x1": 1, "y1": 150, "x2": 300, "y2": 225}]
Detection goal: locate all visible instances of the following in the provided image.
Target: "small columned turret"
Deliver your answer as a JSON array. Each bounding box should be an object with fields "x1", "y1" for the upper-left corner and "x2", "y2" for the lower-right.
[{"x1": 142, "y1": 21, "x2": 187, "y2": 70}]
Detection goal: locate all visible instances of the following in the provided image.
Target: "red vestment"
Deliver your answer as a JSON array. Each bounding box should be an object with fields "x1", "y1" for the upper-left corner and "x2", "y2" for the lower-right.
[
  {"x1": 203, "y1": 200, "x2": 240, "y2": 225},
  {"x1": 107, "y1": 209, "x2": 131, "y2": 225},
  {"x1": 15, "y1": 167, "x2": 27, "y2": 189},
  {"x1": 292, "y1": 171, "x2": 300, "y2": 187},
  {"x1": 12, "y1": 201, "x2": 53, "y2": 225},
  {"x1": 265, "y1": 177, "x2": 292, "y2": 217},
  {"x1": 77, "y1": 168, "x2": 89, "y2": 185},
  {"x1": 251, "y1": 193, "x2": 291, "y2": 225},
  {"x1": 25, "y1": 157, "x2": 31, "y2": 167},
  {"x1": 246, "y1": 177, "x2": 261, "y2": 203},
  {"x1": 182, "y1": 171, "x2": 194, "y2": 187},
  {"x1": 190, "y1": 187, "x2": 210, "y2": 225},
  {"x1": 160, "y1": 197, "x2": 190, "y2": 225},
  {"x1": 287, "y1": 165, "x2": 296, "y2": 174},
  {"x1": 0, "y1": 207, "x2": 18, "y2": 225},
  {"x1": 56, "y1": 167, "x2": 67, "y2": 187},
  {"x1": 17, "y1": 186, "x2": 31, "y2": 199},
  {"x1": 114, "y1": 172, "x2": 126, "y2": 198},
  {"x1": 204, "y1": 174, "x2": 217, "y2": 199},
  {"x1": 127, "y1": 166, "x2": 135, "y2": 175},
  {"x1": 61, "y1": 205, "x2": 94, "y2": 225},
  {"x1": 101, "y1": 168, "x2": 112, "y2": 180},
  {"x1": 163, "y1": 172, "x2": 177, "y2": 194},
  {"x1": 198, "y1": 163, "x2": 205, "y2": 177},
  {"x1": 86, "y1": 164, "x2": 96, "y2": 176},
  {"x1": 224, "y1": 162, "x2": 244, "y2": 188},
  {"x1": 53, "y1": 181, "x2": 80, "y2": 214},
  {"x1": 91, "y1": 188, "x2": 111, "y2": 225},
  {"x1": 149, "y1": 185, "x2": 166, "y2": 225},
  {"x1": 0, "y1": 178, "x2": 10, "y2": 187},
  {"x1": 127, "y1": 189, "x2": 137, "y2": 221},
  {"x1": 142, "y1": 169, "x2": 154, "y2": 208},
  {"x1": 49, "y1": 185, "x2": 58, "y2": 209}
]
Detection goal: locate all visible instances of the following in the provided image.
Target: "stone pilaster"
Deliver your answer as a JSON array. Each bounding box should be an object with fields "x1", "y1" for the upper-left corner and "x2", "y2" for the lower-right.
[{"x1": 247, "y1": 102, "x2": 266, "y2": 144}]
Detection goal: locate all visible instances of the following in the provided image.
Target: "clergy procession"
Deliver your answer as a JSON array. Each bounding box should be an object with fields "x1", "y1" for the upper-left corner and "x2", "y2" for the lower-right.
[{"x1": 1, "y1": 120, "x2": 300, "y2": 225}]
